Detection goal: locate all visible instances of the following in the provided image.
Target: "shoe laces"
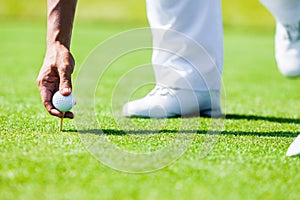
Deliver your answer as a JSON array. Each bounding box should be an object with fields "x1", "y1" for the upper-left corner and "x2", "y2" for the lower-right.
[
  {"x1": 149, "y1": 86, "x2": 175, "y2": 97},
  {"x1": 283, "y1": 21, "x2": 300, "y2": 42}
]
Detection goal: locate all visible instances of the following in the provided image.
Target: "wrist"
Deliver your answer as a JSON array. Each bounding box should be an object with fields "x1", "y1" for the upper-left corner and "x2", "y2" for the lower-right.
[
  {"x1": 46, "y1": 29, "x2": 72, "y2": 50},
  {"x1": 46, "y1": 41, "x2": 70, "y2": 51},
  {"x1": 46, "y1": 0, "x2": 77, "y2": 49},
  {"x1": 44, "y1": 42, "x2": 73, "y2": 66}
]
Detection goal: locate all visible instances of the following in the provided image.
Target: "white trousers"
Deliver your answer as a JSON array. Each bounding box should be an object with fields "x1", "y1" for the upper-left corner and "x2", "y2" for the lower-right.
[
  {"x1": 146, "y1": 0, "x2": 300, "y2": 91},
  {"x1": 260, "y1": 0, "x2": 300, "y2": 23},
  {"x1": 146, "y1": 0, "x2": 223, "y2": 91}
]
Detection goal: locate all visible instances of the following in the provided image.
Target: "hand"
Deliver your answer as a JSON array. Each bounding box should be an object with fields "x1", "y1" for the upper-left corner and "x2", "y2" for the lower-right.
[{"x1": 37, "y1": 43, "x2": 75, "y2": 118}]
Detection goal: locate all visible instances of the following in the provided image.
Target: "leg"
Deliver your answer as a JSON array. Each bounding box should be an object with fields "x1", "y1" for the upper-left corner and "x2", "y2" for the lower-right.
[
  {"x1": 146, "y1": 0, "x2": 223, "y2": 91},
  {"x1": 261, "y1": 0, "x2": 300, "y2": 77},
  {"x1": 261, "y1": 0, "x2": 300, "y2": 156},
  {"x1": 123, "y1": 0, "x2": 224, "y2": 118}
]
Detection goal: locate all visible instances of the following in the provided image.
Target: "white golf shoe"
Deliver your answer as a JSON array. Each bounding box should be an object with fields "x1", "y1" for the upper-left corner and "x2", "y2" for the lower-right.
[
  {"x1": 122, "y1": 85, "x2": 222, "y2": 118},
  {"x1": 286, "y1": 134, "x2": 300, "y2": 156},
  {"x1": 275, "y1": 21, "x2": 300, "y2": 77}
]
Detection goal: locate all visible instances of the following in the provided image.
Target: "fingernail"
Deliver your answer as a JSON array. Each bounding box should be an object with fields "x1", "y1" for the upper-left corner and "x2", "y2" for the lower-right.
[{"x1": 61, "y1": 88, "x2": 71, "y2": 94}]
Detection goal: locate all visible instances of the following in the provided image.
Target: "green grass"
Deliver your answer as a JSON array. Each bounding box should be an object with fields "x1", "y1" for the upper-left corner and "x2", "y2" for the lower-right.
[
  {"x1": 0, "y1": 0, "x2": 274, "y2": 28},
  {"x1": 1, "y1": 18, "x2": 300, "y2": 200}
]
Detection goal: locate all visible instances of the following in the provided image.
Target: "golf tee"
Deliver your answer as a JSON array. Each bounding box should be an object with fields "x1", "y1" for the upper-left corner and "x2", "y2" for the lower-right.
[{"x1": 59, "y1": 112, "x2": 65, "y2": 132}]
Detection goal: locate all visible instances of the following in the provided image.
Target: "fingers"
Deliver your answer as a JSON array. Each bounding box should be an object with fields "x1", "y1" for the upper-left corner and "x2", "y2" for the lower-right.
[
  {"x1": 64, "y1": 111, "x2": 74, "y2": 119},
  {"x1": 37, "y1": 45, "x2": 75, "y2": 118},
  {"x1": 37, "y1": 69, "x2": 74, "y2": 119},
  {"x1": 39, "y1": 86, "x2": 74, "y2": 119},
  {"x1": 45, "y1": 100, "x2": 74, "y2": 119},
  {"x1": 49, "y1": 109, "x2": 74, "y2": 119},
  {"x1": 61, "y1": 88, "x2": 72, "y2": 96},
  {"x1": 59, "y1": 69, "x2": 72, "y2": 96},
  {"x1": 58, "y1": 53, "x2": 74, "y2": 96},
  {"x1": 37, "y1": 83, "x2": 72, "y2": 119},
  {"x1": 36, "y1": 74, "x2": 57, "y2": 115}
]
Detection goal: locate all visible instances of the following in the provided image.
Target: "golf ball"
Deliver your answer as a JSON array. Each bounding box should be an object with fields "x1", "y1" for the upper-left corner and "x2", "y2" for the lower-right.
[{"x1": 52, "y1": 91, "x2": 75, "y2": 112}]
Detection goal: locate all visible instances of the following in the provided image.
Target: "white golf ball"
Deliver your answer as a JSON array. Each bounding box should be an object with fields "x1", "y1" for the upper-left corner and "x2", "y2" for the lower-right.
[{"x1": 52, "y1": 91, "x2": 75, "y2": 112}]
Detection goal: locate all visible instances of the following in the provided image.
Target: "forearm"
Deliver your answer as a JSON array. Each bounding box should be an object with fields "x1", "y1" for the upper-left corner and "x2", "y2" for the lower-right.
[{"x1": 47, "y1": 0, "x2": 78, "y2": 49}]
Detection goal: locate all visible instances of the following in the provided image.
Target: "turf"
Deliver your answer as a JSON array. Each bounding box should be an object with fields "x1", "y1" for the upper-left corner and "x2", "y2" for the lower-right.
[
  {"x1": 1, "y1": 19, "x2": 300, "y2": 200},
  {"x1": 0, "y1": 0, "x2": 274, "y2": 28}
]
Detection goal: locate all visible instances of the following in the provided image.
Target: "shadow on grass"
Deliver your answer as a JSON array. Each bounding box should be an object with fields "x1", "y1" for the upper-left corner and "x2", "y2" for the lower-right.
[
  {"x1": 225, "y1": 113, "x2": 300, "y2": 124},
  {"x1": 72, "y1": 113, "x2": 300, "y2": 138},
  {"x1": 78, "y1": 129, "x2": 298, "y2": 138}
]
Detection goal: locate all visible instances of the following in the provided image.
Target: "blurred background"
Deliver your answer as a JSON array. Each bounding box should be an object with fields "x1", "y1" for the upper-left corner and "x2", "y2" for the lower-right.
[
  {"x1": 0, "y1": 0, "x2": 277, "y2": 113},
  {"x1": 0, "y1": 0, "x2": 274, "y2": 28},
  {"x1": 0, "y1": 0, "x2": 278, "y2": 116}
]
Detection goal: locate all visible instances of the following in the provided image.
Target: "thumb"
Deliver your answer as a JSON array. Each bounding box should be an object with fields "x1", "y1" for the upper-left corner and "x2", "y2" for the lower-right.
[
  {"x1": 58, "y1": 66, "x2": 73, "y2": 96},
  {"x1": 58, "y1": 52, "x2": 75, "y2": 96}
]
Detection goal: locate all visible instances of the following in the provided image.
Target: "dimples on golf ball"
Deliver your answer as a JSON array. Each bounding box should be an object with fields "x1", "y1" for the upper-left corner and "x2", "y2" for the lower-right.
[{"x1": 52, "y1": 91, "x2": 74, "y2": 112}]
